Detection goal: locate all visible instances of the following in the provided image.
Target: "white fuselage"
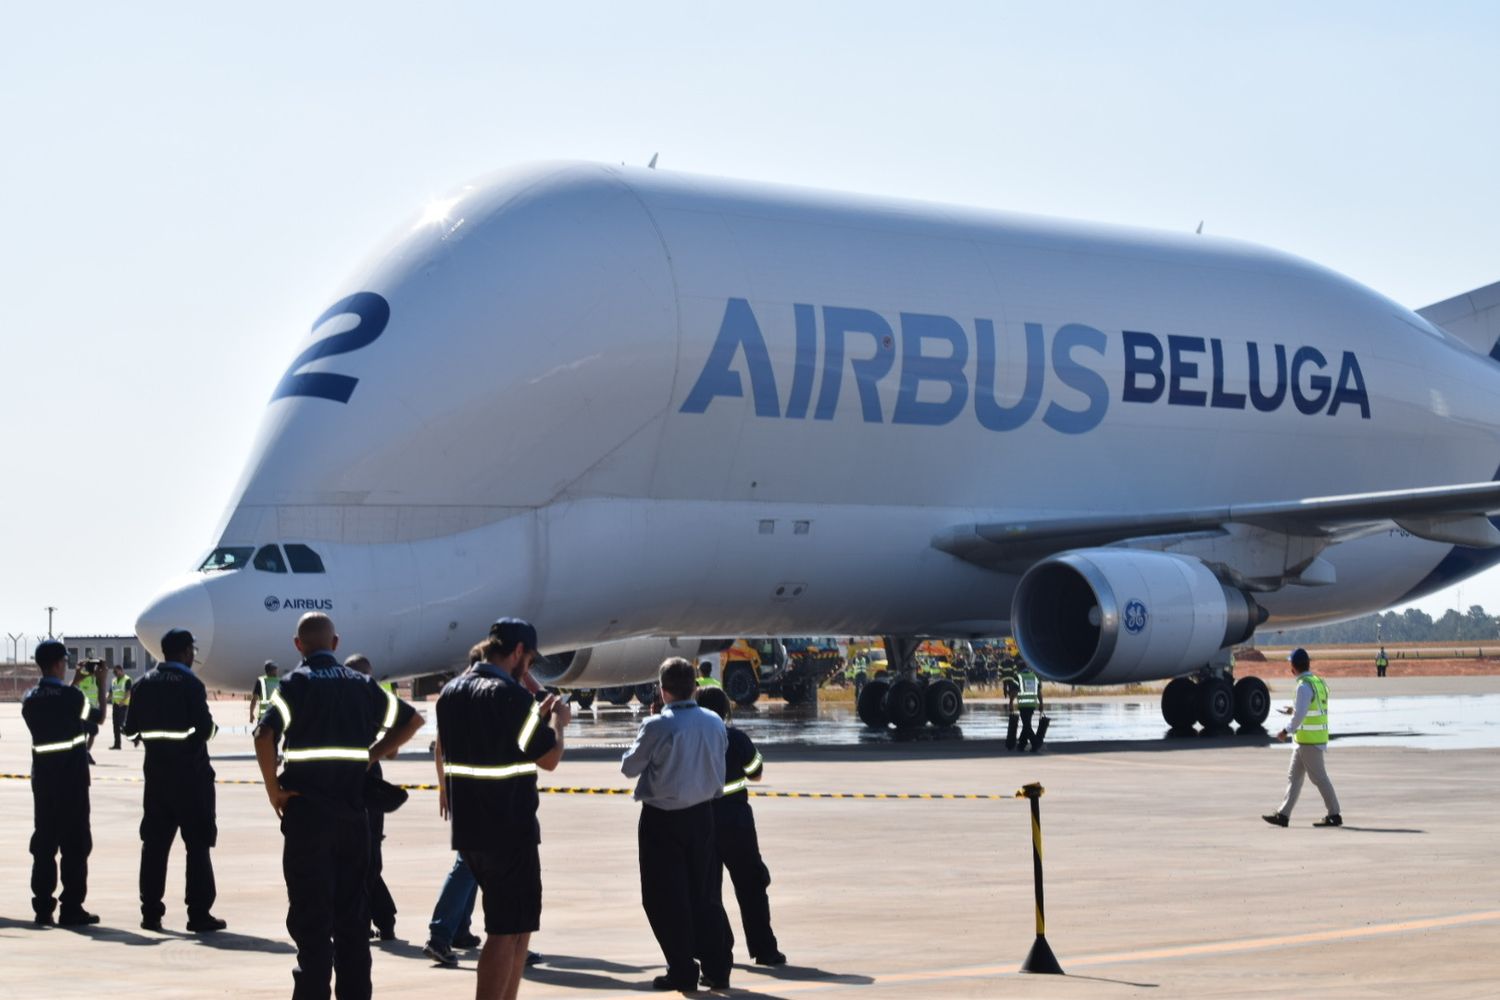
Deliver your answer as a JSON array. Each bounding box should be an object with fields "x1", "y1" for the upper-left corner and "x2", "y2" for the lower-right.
[{"x1": 135, "y1": 162, "x2": 1500, "y2": 688}]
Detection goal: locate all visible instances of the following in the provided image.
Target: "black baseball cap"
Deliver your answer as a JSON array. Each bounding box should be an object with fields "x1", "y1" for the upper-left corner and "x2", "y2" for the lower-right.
[
  {"x1": 1289, "y1": 647, "x2": 1310, "y2": 668},
  {"x1": 490, "y1": 617, "x2": 539, "y2": 652},
  {"x1": 264, "y1": 660, "x2": 278, "y2": 670}
]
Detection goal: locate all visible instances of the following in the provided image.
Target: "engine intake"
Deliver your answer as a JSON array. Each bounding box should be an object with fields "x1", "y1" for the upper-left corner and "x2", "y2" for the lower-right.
[
  {"x1": 1012, "y1": 549, "x2": 1262, "y2": 685},
  {"x1": 532, "y1": 637, "x2": 731, "y2": 688}
]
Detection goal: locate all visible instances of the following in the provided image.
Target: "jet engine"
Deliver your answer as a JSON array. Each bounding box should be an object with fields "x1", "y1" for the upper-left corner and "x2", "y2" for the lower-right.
[
  {"x1": 1011, "y1": 549, "x2": 1262, "y2": 685},
  {"x1": 531, "y1": 637, "x2": 733, "y2": 688}
]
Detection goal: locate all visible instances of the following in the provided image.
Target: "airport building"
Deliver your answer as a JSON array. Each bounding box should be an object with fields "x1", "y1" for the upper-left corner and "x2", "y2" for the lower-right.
[{"x1": 63, "y1": 634, "x2": 156, "y2": 673}]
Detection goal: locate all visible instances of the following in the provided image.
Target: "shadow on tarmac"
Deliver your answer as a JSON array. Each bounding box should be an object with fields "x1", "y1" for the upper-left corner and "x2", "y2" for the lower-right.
[
  {"x1": 744, "y1": 962, "x2": 873, "y2": 985},
  {"x1": 0, "y1": 916, "x2": 297, "y2": 954}
]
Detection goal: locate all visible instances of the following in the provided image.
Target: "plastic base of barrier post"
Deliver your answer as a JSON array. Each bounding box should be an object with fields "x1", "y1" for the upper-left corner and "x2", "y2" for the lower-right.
[{"x1": 1021, "y1": 933, "x2": 1064, "y2": 975}]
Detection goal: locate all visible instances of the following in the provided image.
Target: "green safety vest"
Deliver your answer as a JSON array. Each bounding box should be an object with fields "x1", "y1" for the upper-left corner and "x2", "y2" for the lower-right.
[
  {"x1": 256, "y1": 675, "x2": 281, "y2": 719},
  {"x1": 1376, "y1": 655, "x2": 1388, "y2": 668},
  {"x1": 110, "y1": 676, "x2": 130, "y2": 705},
  {"x1": 696, "y1": 676, "x2": 723, "y2": 689},
  {"x1": 1016, "y1": 671, "x2": 1041, "y2": 708},
  {"x1": 1294, "y1": 674, "x2": 1329, "y2": 745},
  {"x1": 78, "y1": 674, "x2": 100, "y2": 708},
  {"x1": 379, "y1": 680, "x2": 396, "y2": 695}
]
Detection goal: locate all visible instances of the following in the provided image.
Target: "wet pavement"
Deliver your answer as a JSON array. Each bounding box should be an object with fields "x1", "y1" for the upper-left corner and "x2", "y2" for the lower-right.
[{"x1": 544, "y1": 691, "x2": 1500, "y2": 752}]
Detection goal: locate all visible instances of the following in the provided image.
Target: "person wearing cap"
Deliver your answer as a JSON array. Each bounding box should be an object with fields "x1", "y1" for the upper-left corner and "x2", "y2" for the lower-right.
[
  {"x1": 694, "y1": 686, "x2": 785, "y2": 967},
  {"x1": 622, "y1": 656, "x2": 733, "y2": 993},
  {"x1": 253, "y1": 612, "x2": 423, "y2": 1000},
  {"x1": 108, "y1": 663, "x2": 133, "y2": 750},
  {"x1": 436, "y1": 618, "x2": 571, "y2": 1000},
  {"x1": 22, "y1": 639, "x2": 101, "y2": 926},
  {"x1": 71, "y1": 659, "x2": 104, "y2": 761},
  {"x1": 1263, "y1": 648, "x2": 1343, "y2": 828},
  {"x1": 343, "y1": 652, "x2": 406, "y2": 943},
  {"x1": 121, "y1": 628, "x2": 225, "y2": 932},
  {"x1": 250, "y1": 660, "x2": 280, "y2": 724}
]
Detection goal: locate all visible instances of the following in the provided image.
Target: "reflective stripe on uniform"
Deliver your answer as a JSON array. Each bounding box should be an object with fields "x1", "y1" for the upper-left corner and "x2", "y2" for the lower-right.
[
  {"x1": 269, "y1": 689, "x2": 293, "y2": 729},
  {"x1": 1295, "y1": 674, "x2": 1330, "y2": 745},
  {"x1": 743, "y1": 752, "x2": 764, "y2": 776},
  {"x1": 444, "y1": 762, "x2": 539, "y2": 780},
  {"x1": 722, "y1": 777, "x2": 749, "y2": 795},
  {"x1": 381, "y1": 686, "x2": 399, "y2": 732},
  {"x1": 139, "y1": 728, "x2": 196, "y2": 741},
  {"x1": 1017, "y1": 672, "x2": 1041, "y2": 708},
  {"x1": 78, "y1": 696, "x2": 92, "y2": 721},
  {"x1": 34, "y1": 734, "x2": 88, "y2": 754},
  {"x1": 517, "y1": 702, "x2": 541, "y2": 751},
  {"x1": 282, "y1": 746, "x2": 369, "y2": 762}
]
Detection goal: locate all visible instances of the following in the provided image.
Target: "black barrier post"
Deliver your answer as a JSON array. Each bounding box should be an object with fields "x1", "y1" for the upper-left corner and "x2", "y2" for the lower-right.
[{"x1": 1015, "y1": 782, "x2": 1064, "y2": 974}]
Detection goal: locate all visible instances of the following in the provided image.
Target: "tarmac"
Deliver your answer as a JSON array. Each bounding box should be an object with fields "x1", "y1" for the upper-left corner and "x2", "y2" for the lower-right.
[{"x1": 1, "y1": 675, "x2": 1497, "y2": 999}]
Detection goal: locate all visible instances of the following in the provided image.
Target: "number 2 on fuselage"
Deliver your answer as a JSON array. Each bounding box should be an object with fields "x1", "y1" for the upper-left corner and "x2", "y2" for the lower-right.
[{"x1": 271, "y1": 291, "x2": 391, "y2": 404}]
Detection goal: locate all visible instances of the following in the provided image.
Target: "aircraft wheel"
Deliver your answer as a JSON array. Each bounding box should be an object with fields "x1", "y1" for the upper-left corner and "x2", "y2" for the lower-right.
[
  {"x1": 724, "y1": 663, "x2": 760, "y2": 707},
  {"x1": 857, "y1": 678, "x2": 890, "y2": 728},
  {"x1": 572, "y1": 689, "x2": 595, "y2": 710},
  {"x1": 1195, "y1": 677, "x2": 1235, "y2": 729},
  {"x1": 634, "y1": 682, "x2": 660, "y2": 705},
  {"x1": 925, "y1": 678, "x2": 963, "y2": 727},
  {"x1": 782, "y1": 676, "x2": 810, "y2": 705},
  {"x1": 1161, "y1": 677, "x2": 1197, "y2": 729},
  {"x1": 1233, "y1": 676, "x2": 1270, "y2": 728},
  {"x1": 884, "y1": 678, "x2": 926, "y2": 730},
  {"x1": 601, "y1": 685, "x2": 634, "y2": 706}
]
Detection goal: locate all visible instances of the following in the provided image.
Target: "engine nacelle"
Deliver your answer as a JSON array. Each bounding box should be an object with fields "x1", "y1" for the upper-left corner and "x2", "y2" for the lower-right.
[
  {"x1": 532, "y1": 637, "x2": 732, "y2": 688},
  {"x1": 1012, "y1": 549, "x2": 1261, "y2": 685}
]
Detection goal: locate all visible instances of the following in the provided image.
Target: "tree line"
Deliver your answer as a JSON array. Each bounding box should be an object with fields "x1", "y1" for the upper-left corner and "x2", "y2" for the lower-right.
[{"x1": 1264, "y1": 605, "x2": 1500, "y2": 645}]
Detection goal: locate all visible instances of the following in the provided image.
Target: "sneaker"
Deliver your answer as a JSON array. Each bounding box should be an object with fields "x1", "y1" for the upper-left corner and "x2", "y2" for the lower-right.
[
  {"x1": 371, "y1": 925, "x2": 396, "y2": 941},
  {"x1": 754, "y1": 950, "x2": 787, "y2": 966},
  {"x1": 1261, "y1": 813, "x2": 1289, "y2": 827},
  {"x1": 34, "y1": 913, "x2": 55, "y2": 927},
  {"x1": 186, "y1": 915, "x2": 227, "y2": 933},
  {"x1": 1313, "y1": 814, "x2": 1343, "y2": 827},
  {"x1": 451, "y1": 931, "x2": 482, "y2": 949},
  {"x1": 423, "y1": 940, "x2": 458, "y2": 967},
  {"x1": 140, "y1": 917, "x2": 163, "y2": 931},
  {"x1": 526, "y1": 950, "x2": 542, "y2": 967},
  {"x1": 58, "y1": 909, "x2": 100, "y2": 926},
  {"x1": 699, "y1": 971, "x2": 732, "y2": 989}
]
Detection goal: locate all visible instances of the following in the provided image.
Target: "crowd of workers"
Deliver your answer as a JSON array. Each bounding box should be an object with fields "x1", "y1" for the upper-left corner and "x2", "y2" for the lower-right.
[{"x1": 20, "y1": 613, "x2": 784, "y2": 999}]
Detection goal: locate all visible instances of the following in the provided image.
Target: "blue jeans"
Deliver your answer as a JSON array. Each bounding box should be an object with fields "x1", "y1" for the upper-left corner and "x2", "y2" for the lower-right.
[{"x1": 426, "y1": 853, "x2": 478, "y2": 947}]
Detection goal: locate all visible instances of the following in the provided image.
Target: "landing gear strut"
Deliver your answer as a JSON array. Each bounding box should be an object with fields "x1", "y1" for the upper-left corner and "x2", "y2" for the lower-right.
[{"x1": 856, "y1": 637, "x2": 965, "y2": 731}]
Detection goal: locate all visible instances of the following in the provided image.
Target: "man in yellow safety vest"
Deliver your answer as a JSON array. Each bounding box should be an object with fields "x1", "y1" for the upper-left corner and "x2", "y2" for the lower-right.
[
  {"x1": 108, "y1": 665, "x2": 132, "y2": 750},
  {"x1": 1263, "y1": 648, "x2": 1342, "y2": 828},
  {"x1": 249, "y1": 661, "x2": 280, "y2": 723}
]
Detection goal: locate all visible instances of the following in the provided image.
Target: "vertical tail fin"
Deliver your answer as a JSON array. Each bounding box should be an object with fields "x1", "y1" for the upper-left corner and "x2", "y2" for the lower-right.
[{"x1": 1418, "y1": 281, "x2": 1500, "y2": 360}]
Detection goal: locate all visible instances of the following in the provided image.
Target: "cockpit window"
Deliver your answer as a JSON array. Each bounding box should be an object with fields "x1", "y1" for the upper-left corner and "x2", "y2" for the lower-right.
[
  {"x1": 199, "y1": 547, "x2": 254, "y2": 573},
  {"x1": 253, "y1": 545, "x2": 288, "y2": 573},
  {"x1": 285, "y1": 544, "x2": 326, "y2": 574}
]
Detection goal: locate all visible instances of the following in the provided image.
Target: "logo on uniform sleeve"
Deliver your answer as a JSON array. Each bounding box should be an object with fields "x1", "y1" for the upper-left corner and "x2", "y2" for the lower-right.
[
  {"x1": 264, "y1": 596, "x2": 282, "y2": 612},
  {"x1": 1123, "y1": 600, "x2": 1148, "y2": 634}
]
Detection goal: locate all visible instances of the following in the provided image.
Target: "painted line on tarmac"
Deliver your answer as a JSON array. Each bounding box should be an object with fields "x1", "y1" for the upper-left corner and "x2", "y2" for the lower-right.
[
  {"x1": 586, "y1": 909, "x2": 1500, "y2": 997},
  {"x1": 0, "y1": 773, "x2": 1014, "y2": 799}
]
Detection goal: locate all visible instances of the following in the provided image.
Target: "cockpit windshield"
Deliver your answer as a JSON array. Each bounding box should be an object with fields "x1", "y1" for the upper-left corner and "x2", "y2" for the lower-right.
[{"x1": 199, "y1": 547, "x2": 254, "y2": 573}]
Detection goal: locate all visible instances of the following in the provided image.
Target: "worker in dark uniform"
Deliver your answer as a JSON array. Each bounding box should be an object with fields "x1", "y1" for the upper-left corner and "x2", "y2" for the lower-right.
[
  {"x1": 694, "y1": 686, "x2": 785, "y2": 967},
  {"x1": 121, "y1": 627, "x2": 225, "y2": 933},
  {"x1": 343, "y1": 653, "x2": 407, "y2": 943},
  {"x1": 22, "y1": 639, "x2": 100, "y2": 926},
  {"x1": 437, "y1": 619, "x2": 571, "y2": 1000},
  {"x1": 254, "y1": 612, "x2": 422, "y2": 1000}
]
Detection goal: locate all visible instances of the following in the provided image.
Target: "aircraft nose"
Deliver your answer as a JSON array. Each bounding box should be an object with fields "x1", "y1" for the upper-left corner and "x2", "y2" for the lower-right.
[{"x1": 135, "y1": 578, "x2": 214, "y2": 664}]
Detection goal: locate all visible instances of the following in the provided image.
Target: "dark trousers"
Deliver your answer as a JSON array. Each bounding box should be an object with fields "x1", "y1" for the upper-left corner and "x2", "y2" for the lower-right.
[
  {"x1": 366, "y1": 808, "x2": 396, "y2": 934},
  {"x1": 32, "y1": 778, "x2": 91, "y2": 917},
  {"x1": 282, "y1": 797, "x2": 371, "y2": 1000},
  {"x1": 1018, "y1": 707, "x2": 1037, "y2": 748},
  {"x1": 639, "y1": 802, "x2": 731, "y2": 986},
  {"x1": 111, "y1": 707, "x2": 126, "y2": 748},
  {"x1": 713, "y1": 823, "x2": 779, "y2": 960},
  {"x1": 140, "y1": 773, "x2": 217, "y2": 921}
]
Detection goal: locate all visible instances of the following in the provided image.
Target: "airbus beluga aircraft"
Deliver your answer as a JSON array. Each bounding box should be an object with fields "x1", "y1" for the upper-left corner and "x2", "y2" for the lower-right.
[{"x1": 136, "y1": 161, "x2": 1500, "y2": 731}]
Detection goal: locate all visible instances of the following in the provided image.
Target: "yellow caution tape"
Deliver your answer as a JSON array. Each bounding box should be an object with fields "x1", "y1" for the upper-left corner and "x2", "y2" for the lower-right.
[{"x1": 0, "y1": 772, "x2": 1012, "y2": 799}]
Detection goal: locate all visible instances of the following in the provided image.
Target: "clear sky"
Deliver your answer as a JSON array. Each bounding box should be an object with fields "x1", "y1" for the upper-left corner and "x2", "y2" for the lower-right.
[{"x1": 3, "y1": 2, "x2": 1498, "y2": 657}]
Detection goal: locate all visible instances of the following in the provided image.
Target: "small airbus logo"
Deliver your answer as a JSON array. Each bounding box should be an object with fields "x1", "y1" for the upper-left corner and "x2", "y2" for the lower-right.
[
  {"x1": 264, "y1": 596, "x2": 281, "y2": 612},
  {"x1": 1124, "y1": 599, "x2": 1148, "y2": 634}
]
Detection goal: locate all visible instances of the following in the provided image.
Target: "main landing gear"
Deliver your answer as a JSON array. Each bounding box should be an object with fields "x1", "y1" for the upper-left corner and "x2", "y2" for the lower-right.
[
  {"x1": 1161, "y1": 668, "x2": 1269, "y2": 732},
  {"x1": 856, "y1": 637, "x2": 965, "y2": 732}
]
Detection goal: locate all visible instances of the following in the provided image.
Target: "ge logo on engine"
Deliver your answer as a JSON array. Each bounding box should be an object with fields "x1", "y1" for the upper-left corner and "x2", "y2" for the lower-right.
[
  {"x1": 1123, "y1": 599, "x2": 1148, "y2": 634},
  {"x1": 264, "y1": 595, "x2": 281, "y2": 612}
]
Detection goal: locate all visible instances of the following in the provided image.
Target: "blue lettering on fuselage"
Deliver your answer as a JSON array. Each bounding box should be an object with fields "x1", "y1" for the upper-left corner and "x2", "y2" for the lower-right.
[{"x1": 679, "y1": 298, "x2": 1372, "y2": 429}]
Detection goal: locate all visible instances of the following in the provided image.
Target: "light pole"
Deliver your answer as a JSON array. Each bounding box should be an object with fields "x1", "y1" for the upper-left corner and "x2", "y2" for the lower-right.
[{"x1": 45, "y1": 606, "x2": 57, "y2": 639}]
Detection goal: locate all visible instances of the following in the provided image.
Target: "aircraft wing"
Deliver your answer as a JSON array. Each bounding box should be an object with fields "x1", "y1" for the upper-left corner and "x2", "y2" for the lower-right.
[{"x1": 935, "y1": 479, "x2": 1500, "y2": 568}]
